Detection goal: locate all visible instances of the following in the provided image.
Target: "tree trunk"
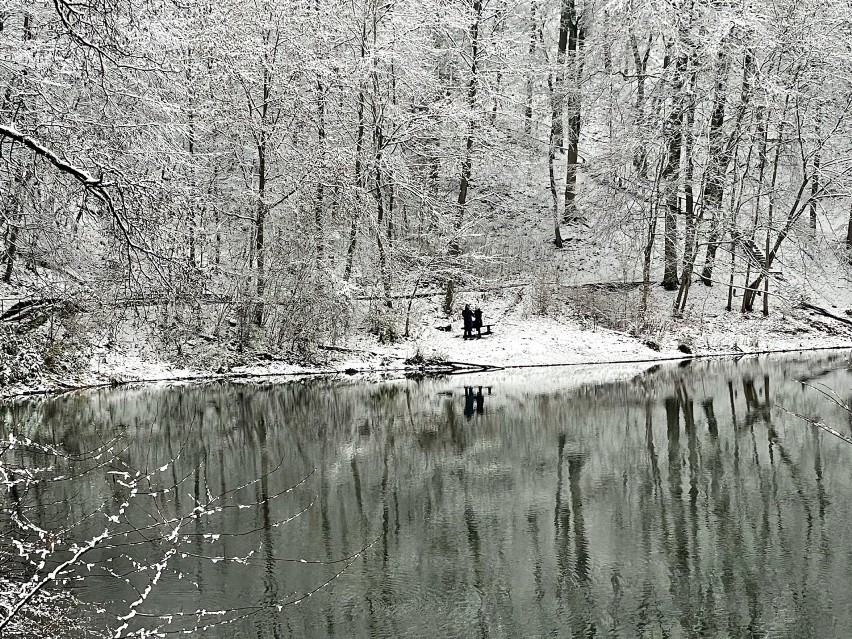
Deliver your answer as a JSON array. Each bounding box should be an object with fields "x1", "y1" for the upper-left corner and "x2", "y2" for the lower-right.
[
  {"x1": 443, "y1": 279, "x2": 454, "y2": 316},
  {"x1": 630, "y1": 30, "x2": 654, "y2": 314},
  {"x1": 315, "y1": 78, "x2": 326, "y2": 266},
  {"x1": 629, "y1": 30, "x2": 652, "y2": 176},
  {"x1": 640, "y1": 201, "x2": 658, "y2": 315},
  {"x1": 662, "y1": 208, "x2": 680, "y2": 288},
  {"x1": 457, "y1": 2, "x2": 480, "y2": 221},
  {"x1": 548, "y1": 115, "x2": 563, "y2": 249},
  {"x1": 387, "y1": 185, "x2": 394, "y2": 242},
  {"x1": 253, "y1": 49, "x2": 273, "y2": 327},
  {"x1": 563, "y1": 0, "x2": 582, "y2": 225},
  {"x1": 809, "y1": 106, "x2": 823, "y2": 234},
  {"x1": 809, "y1": 149, "x2": 821, "y2": 233},
  {"x1": 371, "y1": 25, "x2": 392, "y2": 308},
  {"x1": 449, "y1": 0, "x2": 481, "y2": 254},
  {"x1": 344, "y1": 18, "x2": 368, "y2": 282},
  {"x1": 492, "y1": 68, "x2": 502, "y2": 126},
  {"x1": 3, "y1": 224, "x2": 17, "y2": 284},
  {"x1": 344, "y1": 210, "x2": 358, "y2": 280},
  {"x1": 762, "y1": 135, "x2": 773, "y2": 317},
  {"x1": 640, "y1": 165, "x2": 665, "y2": 315},
  {"x1": 374, "y1": 163, "x2": 392, "y2": 307},
  {"x1": 744, "y1": 97, "x2": 787, "y2": 313},
  {"x1": 524, "y1": 0, "x2": 539, "y2": 136},
  {"x1": 673, "y1": 66, "x2": 699, "y2": 314},
  {"x1": 701, "y1": 49, "x2": 754, "y2": 285},
  {"x1": 739, "y1": 262, "x2": 753, "y2": 313},
  {"x1": 187, "y1": 92, "x2": 197, "y2": 268},
  {"x1": 845, "y1": 203, "x2": 852, "y2": 263},
  {"x1": 255, "y1": 139, "x2": 267, "y2": 327},
  {"x1": 214, "y1": 179, "x2": 221, "y2": 267},
  {"x1": 444, "y1": 0, "x2": 482, "y2": 307},
  {"x1": 547, "y1": 0, "x2": 572, "y2": 245},
  {"x1": 660, "y1": 44, "x2": 685, "y2": 291},
  {"x1": 726, "y1": 240, "x2": 735, "y2": 311}
]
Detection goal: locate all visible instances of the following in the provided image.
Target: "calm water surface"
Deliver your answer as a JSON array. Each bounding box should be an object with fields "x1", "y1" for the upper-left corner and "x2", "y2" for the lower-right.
[{"x1": 4, "y1": 353, "x2": 852, "y2": 638}]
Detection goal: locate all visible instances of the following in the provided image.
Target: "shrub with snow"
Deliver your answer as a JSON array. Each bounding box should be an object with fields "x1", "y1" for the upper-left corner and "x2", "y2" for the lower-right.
[{"x1": 0, "y1": 328, "x2": 44, "y2": 387}]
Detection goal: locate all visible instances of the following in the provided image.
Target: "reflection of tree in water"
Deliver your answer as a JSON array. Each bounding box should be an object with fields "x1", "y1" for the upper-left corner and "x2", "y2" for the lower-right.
[
  {"x1": 554, "y1": 431, "x2": 596, "y2": 636},
  {"x1": 3, "y1": 355, "x2": 852, "y2": 637}
]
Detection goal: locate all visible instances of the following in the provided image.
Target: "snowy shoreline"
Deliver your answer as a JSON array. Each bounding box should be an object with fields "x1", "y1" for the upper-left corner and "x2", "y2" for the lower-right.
[
  {"x1": 4, "y1": 334, "x2": 852, "y2": 401},
  {"x1": 6, "y1": 278, "x2": 852, "y2": 401}
]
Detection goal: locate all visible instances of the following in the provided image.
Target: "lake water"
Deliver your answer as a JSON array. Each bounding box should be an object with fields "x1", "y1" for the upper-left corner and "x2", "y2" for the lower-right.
[{"x1": 4, "y1": 353, "x2": 852, "y2": 638}]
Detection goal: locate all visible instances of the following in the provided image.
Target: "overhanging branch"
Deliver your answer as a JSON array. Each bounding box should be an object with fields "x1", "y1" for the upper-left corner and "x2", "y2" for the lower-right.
[
  {"x1": 0, "y1": 122, "x2": 110, "y2": 192},
  {"x1": 0, "y1": 121, "x2": 143, "y2": 254}
]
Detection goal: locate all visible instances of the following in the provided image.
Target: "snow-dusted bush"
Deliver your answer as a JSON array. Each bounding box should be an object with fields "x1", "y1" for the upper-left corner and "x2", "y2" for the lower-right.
[
  {"x1": 0, "y1": 577, "x2": 93, "y2": 639},
  {"x1": 0, "y1": 328, "x2": 45, "y2": 387},
  {"x1": 0, "y1": 325, "x2": 89, "y2": 388},
  {"x1": 405, "y1": 349, "x2": 448, "y2": 367},
  {"x1": 267, "y1": 271, "x2": 354, "y2": 353},
  {"x1": 629, "y1": 310, "x2": 671, "y2": 344},
  {"x1": 367, "y1": 305, "x2": 399, "y2": 344},
  {"x1": 567, "y1": 283, "x2": 644, "y2": 334},
  {"x1": 529, "y1": 263, "x2": 559, "y2": 317}
]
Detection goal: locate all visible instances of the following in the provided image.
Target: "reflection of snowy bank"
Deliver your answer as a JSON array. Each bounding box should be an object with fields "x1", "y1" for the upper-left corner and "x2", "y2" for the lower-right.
[
  {"x1": 401, "y1": 350, "x2": 852, "y2": 419},
  {"x1": 408, "y1": 362, "x2": 653, "y2": 406}
]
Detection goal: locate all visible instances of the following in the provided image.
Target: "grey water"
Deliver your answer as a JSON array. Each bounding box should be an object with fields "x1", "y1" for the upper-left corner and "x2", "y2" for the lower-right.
[{"x1": 5, "y1": 353, "x2": 852, "y2": 638}]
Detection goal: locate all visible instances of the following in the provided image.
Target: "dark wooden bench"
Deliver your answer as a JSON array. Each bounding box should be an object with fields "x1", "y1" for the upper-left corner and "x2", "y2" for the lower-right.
[{"x1": 462, "y1": 324, "x2": 494, "y2": 338}]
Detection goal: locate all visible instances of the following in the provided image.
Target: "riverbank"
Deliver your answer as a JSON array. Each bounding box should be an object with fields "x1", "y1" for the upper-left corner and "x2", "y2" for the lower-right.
[
  {"x1": 6, "y1": 205, "x2": 852, "y2": 400},
  {"x1": 4, "y1": 293, "x2": 852, "y2": 400}
]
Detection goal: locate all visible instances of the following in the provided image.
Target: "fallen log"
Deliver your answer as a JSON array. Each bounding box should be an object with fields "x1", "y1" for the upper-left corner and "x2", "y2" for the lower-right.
[{"x1": 799, "y1": 302, "x2": 852, "y2": 327}]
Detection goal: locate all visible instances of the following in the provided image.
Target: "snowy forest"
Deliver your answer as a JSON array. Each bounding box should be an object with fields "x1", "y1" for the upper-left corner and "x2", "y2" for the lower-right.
[
  {"x1": 8, "y1": 2, "x2": 852, "y2": 636},
  {"x1": 3, "y1": 0, "x2": 852, "y2": 376}
]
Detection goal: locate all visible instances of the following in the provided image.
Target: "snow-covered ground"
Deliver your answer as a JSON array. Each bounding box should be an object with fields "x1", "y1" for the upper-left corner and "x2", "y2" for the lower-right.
[
  {"x1": 345, "y1": 282, "x2": 852, "y2": 369},
  {"x1": 5, "y1": 226, "x2": 852, "y2": 399},
  {"x1": 5, "y1": 282, "x2": 852, "y2": 399}
]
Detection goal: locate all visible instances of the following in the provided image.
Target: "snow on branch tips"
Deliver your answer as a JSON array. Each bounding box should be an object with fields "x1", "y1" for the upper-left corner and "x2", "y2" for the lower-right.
[{"x1": 0, "y1": 429, "x2": 375, "y2": 638}]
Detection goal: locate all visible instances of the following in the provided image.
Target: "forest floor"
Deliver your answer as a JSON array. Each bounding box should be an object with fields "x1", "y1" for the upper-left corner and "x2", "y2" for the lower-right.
[
  {"x1": 4, "y1": 225, "x2": 852, "y2": 399},
  {"x1": 4, "y1": 272, "x2": 852, "y2": 399}
]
